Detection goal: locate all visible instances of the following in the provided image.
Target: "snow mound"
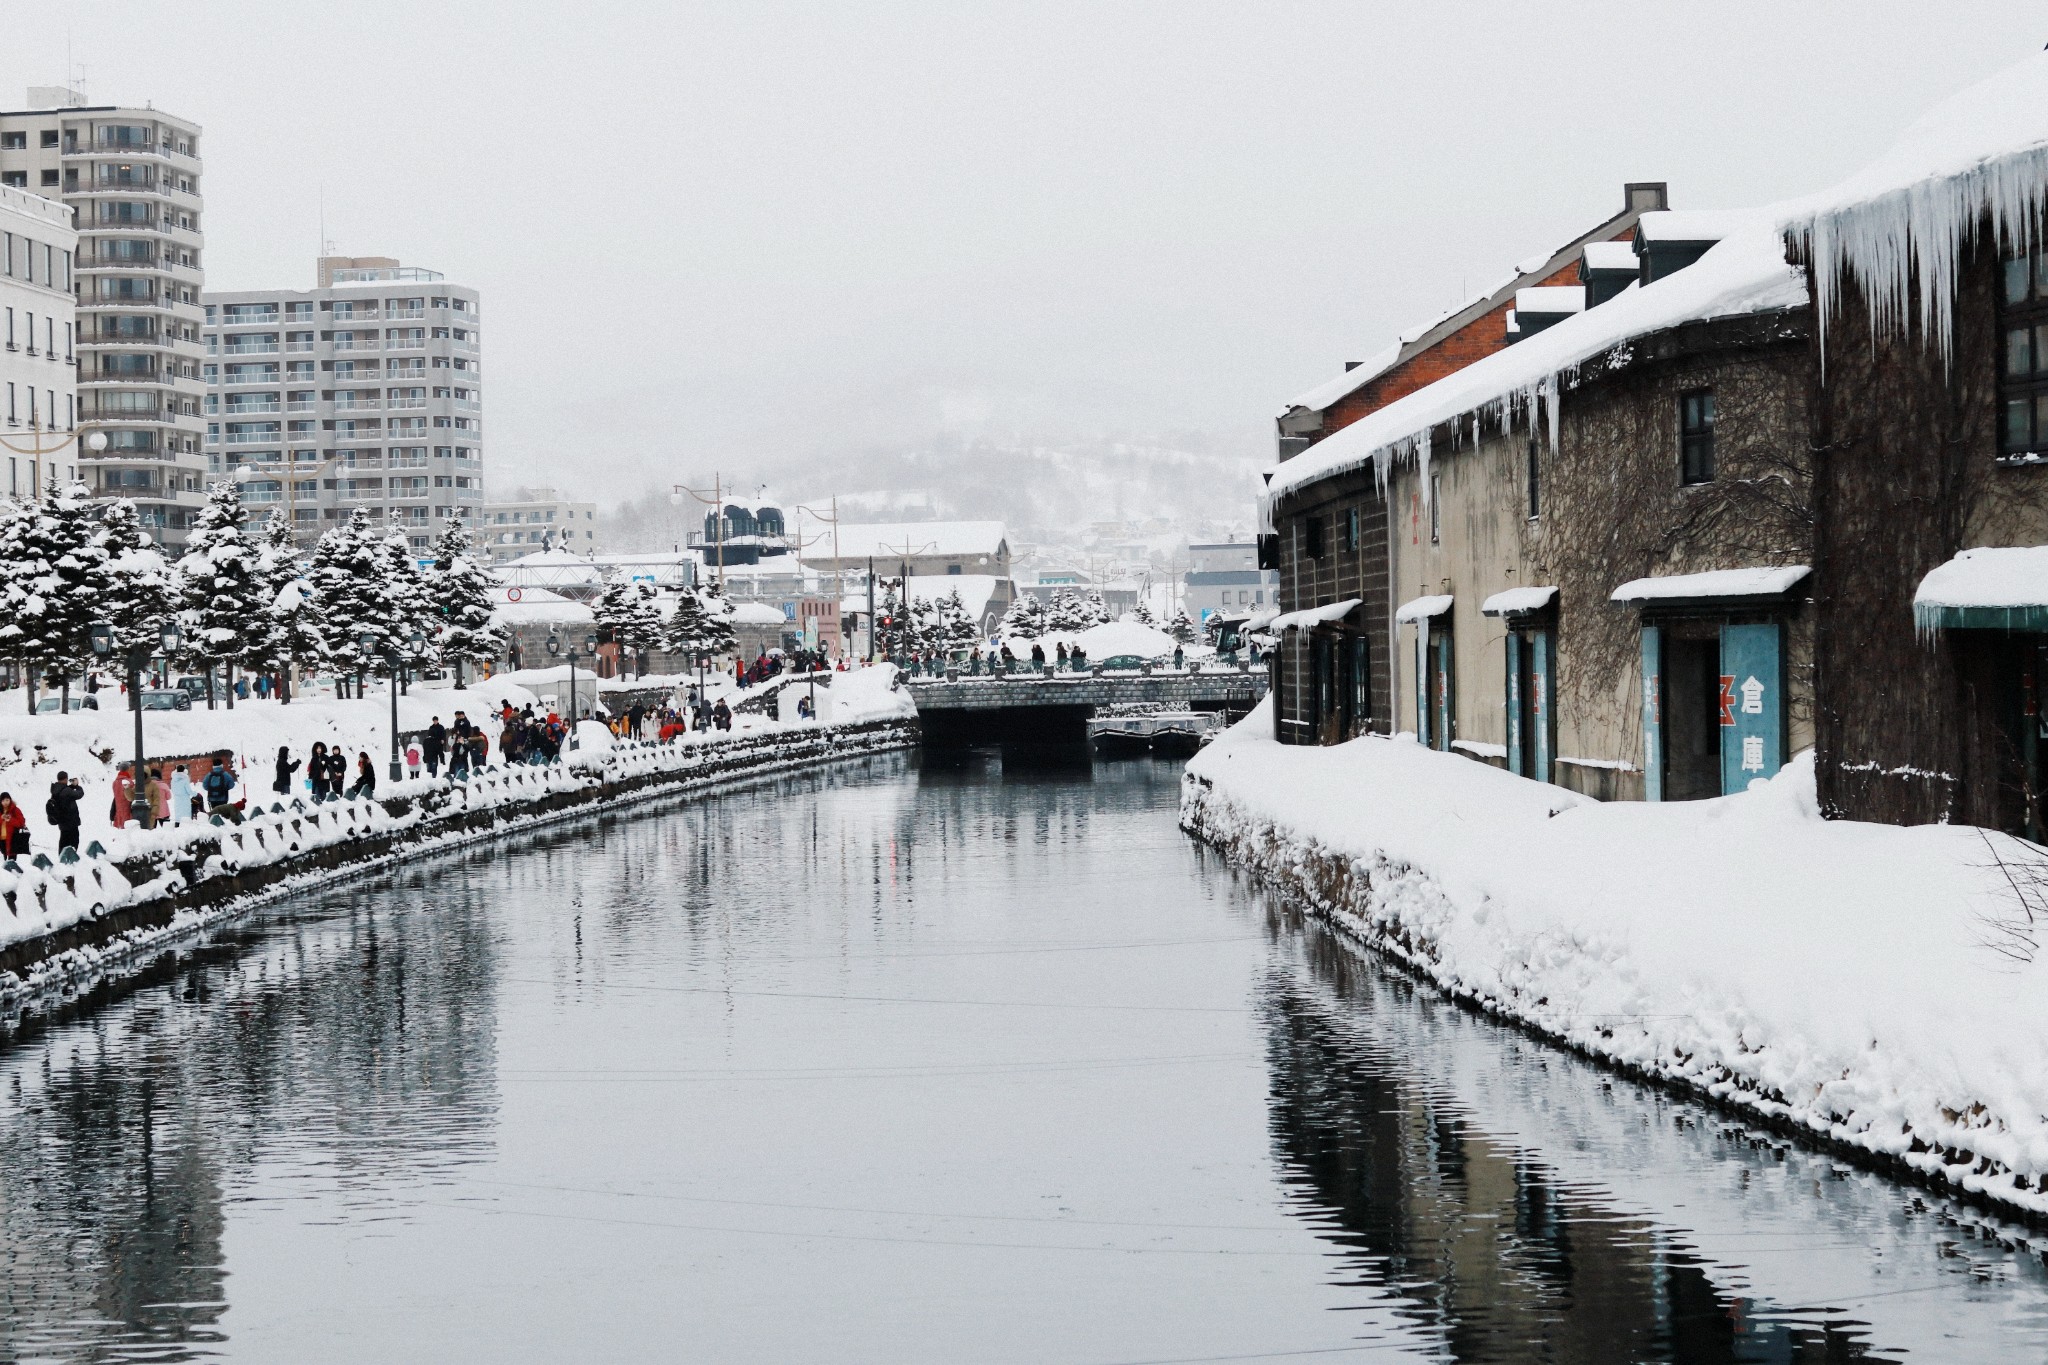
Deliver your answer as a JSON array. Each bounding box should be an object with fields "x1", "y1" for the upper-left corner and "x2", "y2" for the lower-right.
[{"x1": 1070, "y1": 620, "x2": 1179, "y2": 660}]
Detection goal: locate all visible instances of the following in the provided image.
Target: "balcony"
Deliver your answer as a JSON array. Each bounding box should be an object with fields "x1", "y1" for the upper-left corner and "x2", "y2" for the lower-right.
[
  {"x1": 222, "y1": 341, "x2": 280, "y2": 355},
  {"x1": 219, "y1": 314, "x2": 280, "y2": 328},
  {"x1": 224, "y1": 401, "x2": 281, "y2": 415},
  {"x1": 330, "y1": 396, "x2": 383, "y2": 411},
  {"x1": 385, "y1": 307, "x2": 425, "y2": 320},
  {"x1": 286, "y1": 400, "x2": 317, "y2": 413},
  {"x1": 385, "y1": 337, "x2": 425, "y2": 351},
  {"x1": 387, "y1": 397, "x2": 427, "y2": 410},
  {"x1": 330, "y1": 314, "x2": 380, "y2": 327},
  {"x1": 285, "y1": 339, "x2": 316, "y2": 353},
  {"x1": 331, "y1": 338, "x2": 380, "y2": 352},
  {"x1": 223, "y1": 430, "x2": 283, "y2": 445},
  {"x1": 223, "y1": 373, "x2": 280, "y2": 386}
]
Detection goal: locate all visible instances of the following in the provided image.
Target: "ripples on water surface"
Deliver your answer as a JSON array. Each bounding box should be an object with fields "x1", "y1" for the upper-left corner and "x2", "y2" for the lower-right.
[{"x1": 4, "y1": 753, "x2": 2048, "y2": 1362}]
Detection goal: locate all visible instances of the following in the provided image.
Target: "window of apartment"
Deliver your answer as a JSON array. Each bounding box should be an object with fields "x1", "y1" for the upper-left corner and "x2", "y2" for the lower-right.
[
  {"x1": 2001, "y1": 248, "x2": 2048, "y2": 460},
  {"x1": 39, "y1": 169, "x2": 57, "y2": 187},
  {"x1": 1342, "y1": 507, "x2": 1360, "y2": 552},
  {"x1": 0, "y1": 172, "x2": 23, "y2": 188},
  {"x1": 1679, "y1": 389, "x2": 1716, "y2": 484},
  {"x1": 0, "y1": 132, "x2": 21, "y2": 149},
  {"x1": 5, "y1": 383, "x2": 13, "y2": 423},
  {"x1": 39, "y1": 130, "x2": 57, "y2": 148},
  {"x1": 1526, "y1": 437, "x2": 1541, "y2": 519},
  {"x1": 1303, "y1": 514, "x2": 1324, "y2": 560},
  {"x1": 1429, "y1": 474, "x2": 1442, "y2": 544}
]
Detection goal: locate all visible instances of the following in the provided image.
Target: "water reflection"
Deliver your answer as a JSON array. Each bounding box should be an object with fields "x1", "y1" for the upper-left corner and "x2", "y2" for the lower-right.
[
  {"x1": 0, "y1": 869, "x2": 502, "y2": 1362},
  {"x1": 2, "y1": 753, "x2": 2048, "y2": 1361}
]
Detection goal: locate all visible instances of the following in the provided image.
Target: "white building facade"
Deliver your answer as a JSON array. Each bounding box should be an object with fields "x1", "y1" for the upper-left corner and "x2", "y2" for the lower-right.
[
  {"x1": 1183, "y1": 538, "x2": 1278, "y2": 623},
  {"x1": 482, "y1": 486, "x2": 596, "y2": 564},
  {"x1": 203, "y1": 258, "x2": 483, "y2": 551},
  {"x1": 0, "y1": 181, "x2": 79, "y2": 500},
  {"x1": 0, "y1": 89, "x2": 209, "y2": 542}
]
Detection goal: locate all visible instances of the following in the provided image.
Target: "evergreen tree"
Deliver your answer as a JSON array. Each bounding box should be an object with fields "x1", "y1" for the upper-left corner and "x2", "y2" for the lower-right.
[
  {"x1": 2, "y1": 483, "x2": 111, "y2": 706},
  {"x1": 873, "y1": 583, "x2": 911, "y2": 658},
  {"x1": 176, "y1": 482, "x2": 267, "y2": 704},
  {"x1": 1046, "y1": 587, "x2": 1087, "y2": 633},
  {"x1": 252, "y1": 512, "x2": 321, "y2": 703},
  {"x1": 1167, "y1": 606, "x2": 1199, "y2": 644},
  {"x1": 306, "y1": 508, "x2": 407, "y2": 686},
  {"x1": 376, "y1": 521, "x2": 438, "y2": 670},
  {"x1": 664, "y1": 585, "x2": 736, "y2": 661},
  {"x1": 428, "y1": 517, "x2": 507, "y2": 688},
  {"x1": 99, "y1": 499, "x2": 180, "y2": 668},
  {"x1": 940, "y1": 587, "x2": 978, "y2": 652},
  {"x1": 1131, "y1": 598, "x2": 1158, "y2": 627},
  {"x1": 596, "y1": 573, "x2": 664, "y2": 677},
  {"x1": 0, "y1": 497, "x2": 35, "y2": 712},
  {"x1": 998, "y1": 592, "x2": 1047, "y2": 639},
  {"x1": 1083, "y1": 588, "x2": 1112, "y2": 627}
]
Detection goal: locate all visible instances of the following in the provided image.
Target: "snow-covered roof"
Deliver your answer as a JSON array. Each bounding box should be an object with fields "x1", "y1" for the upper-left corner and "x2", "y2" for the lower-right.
[
  {"x1": 1480, "y1": 586, "x2": 1558, "y2": 616},
  {"x1": 490, "y1": 586, "x2": 596, "y2": 624},
  {"x1": 1783, "y1": 50, "x2": 2048, "y2": 361},
  {"x1": 1515, "y1": 286, "x2": 1584, "y2": 316},
  {"x1": 1267, "y1": 216, "x2": 1806, "y2": 503},
  {"x1": 1913, "y1": 545, "x2": 2048, "y2": 630},
  {"x1": 1071, "y1": 620, "x2": 1180, "y2": 659},
  {"x1": 1280, "y1": 342, "x2": 1405, "y2": 419},
  {"x1": 1634, "y1": 208, "x2": 1750, "y2": 243},
  {"x1": 1270, "y1": 598, "x2": 1363, "y2": 632},
  {"x1": 1580, "y1": 241, "x2": 1639, "y2": 273},
  {"x1": 1394, "y1": 594, "x2": 1454, "y2": 623},
  {"x1": 817, "y1": 522, "x2": 1009, "y2": 562},
  {"x1": 1610, "y1": 565, "x2": 1810, "y2": 604},
  {"x1": 725, "y1": 601, "x2": 788, "y2": 626},
  {"x1": 904, "y1": 573, "x2": 1001, "y2": 621}
]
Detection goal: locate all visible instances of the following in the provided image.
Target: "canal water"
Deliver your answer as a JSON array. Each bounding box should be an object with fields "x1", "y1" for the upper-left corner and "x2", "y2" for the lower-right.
[{"x1": 5, "y1": 753, "x2": 2048, "y2": 1362}]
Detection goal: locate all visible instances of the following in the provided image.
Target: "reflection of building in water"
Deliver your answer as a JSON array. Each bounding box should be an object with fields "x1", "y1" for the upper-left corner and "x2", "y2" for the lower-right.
[
  {"x1": 0, "y1": 873, "x2": 502, "y2": 1358},
  {"x1": 1261, "y1": 938, "x2": 1883, "y2": 1363}
]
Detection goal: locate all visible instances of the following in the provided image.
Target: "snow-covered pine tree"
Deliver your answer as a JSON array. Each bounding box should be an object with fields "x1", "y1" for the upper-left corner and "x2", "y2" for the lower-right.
[
  {"x1": 307, "y1": 508, "x2": 407, "y2": 690},
  {"x1": 99, "y1": 499, "x2": 181, "y2": 685},
  {"x1": 428, "y1": 517, "x2": 507, "y2": 688},
  {"x1": 998, "y1": 592, "x2": 1046, "y2": 640},
  {"x1": 6, "y1": 483, "x2": 113, "y2": 708},
  {"x1": 1131, "y1": 598, "x2": 1158, "y2": 627},
  {"x1": 940, "y1": 587, "x2": 978, "y2": 653},
  {"x1": 873, "y1": 583, "x2": 910, "y2": 658},
  {"x1": 0, "y1": 497, "x2": 37, "y2": 712},
  {"x1": 1046, "y1": 587, "x2": 1085, "y2": 633},
  {"x1": 251, "y1": 512, "x2": 320, "y2": 703},
  {"x1": 1083, "y1": 588, "x2": 1112, "y2": 627},
  {"x1": 595, "y1": 573, "x2": 664, "y2": 678},
  {"x1": 665, "y1": 585, "x2": 737, "y2": 662},
  {"x1": 176, "y1": 481, "x2": 267, "y2": 706},
  {"x1": 1167, "y1": 606, "x2": 1199, "y2": 644}
]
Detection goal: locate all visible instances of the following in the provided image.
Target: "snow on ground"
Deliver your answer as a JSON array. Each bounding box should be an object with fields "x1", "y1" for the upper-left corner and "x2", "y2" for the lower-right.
[
  {"x1": 0, "y1": 665, "x2": 918, "y2": 958},
  {"x1": 1183, "y1": 699, "x2": 2048, "y2": 1216}
]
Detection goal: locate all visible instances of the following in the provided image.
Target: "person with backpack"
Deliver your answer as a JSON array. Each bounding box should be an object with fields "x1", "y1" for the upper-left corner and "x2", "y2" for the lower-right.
[
  {"x1": 45, "y1": 773, "x2": 82, "y2": 854},
  {"x1": 203, "y1": 755, "x2": 244, "y2": 824}
]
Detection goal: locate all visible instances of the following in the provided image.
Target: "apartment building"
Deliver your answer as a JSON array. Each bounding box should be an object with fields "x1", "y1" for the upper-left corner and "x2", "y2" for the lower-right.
[
  {"x1": 0, "y1": 88, "x2": 208, "y2": 543},
  {"x1": 0, "y1": 182, "x2": 80, "y2": 500},
  {"x1": 1182, "y1": 539, "x2": 1277, "y2": 623},
  {"x1": 203, "y1": 258, "x2": 483, "y2": 551},
  {"x1": 482, "y1": 486, "x2": 597, "y2": 564}
]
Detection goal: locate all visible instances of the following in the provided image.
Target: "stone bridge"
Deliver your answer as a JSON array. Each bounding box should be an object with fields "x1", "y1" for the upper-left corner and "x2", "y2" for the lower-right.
[{"x1": 905, "y1": 667, "x2": 1267, "y2": 754}]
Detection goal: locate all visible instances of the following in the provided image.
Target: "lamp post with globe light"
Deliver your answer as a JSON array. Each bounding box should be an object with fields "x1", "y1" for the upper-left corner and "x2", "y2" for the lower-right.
[
  {"x1": 546, "y1": 631, "x2": 599, "y2": 747},
  {"x1": 0, "y1": 426, "x2": 111, "y2": 499}
]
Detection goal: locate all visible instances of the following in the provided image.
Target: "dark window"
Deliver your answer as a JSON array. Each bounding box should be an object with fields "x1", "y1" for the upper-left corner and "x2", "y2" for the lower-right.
[
  {"x1": 1526, "y1": 437, "x2": 1541, "y2": 518},
  {"x1": 1429, "y1": 474, "x2": 1442, "y2": 544},
  {"x1": 1680, "y1": 389, "x2": 1716, "y2": 484},
  {"x1": 1343, "y1": 506, "x2": 1360, "y2": 552},
  {"x1": 1303, "y1": 515, "x2": 1324, "y2": 560},
  {"x1": 2000, "y1": 248, "x2": 2048, "y2": 460},
  {"x1": 38, "y1": 130, "x2": 57, "y2": 148}
]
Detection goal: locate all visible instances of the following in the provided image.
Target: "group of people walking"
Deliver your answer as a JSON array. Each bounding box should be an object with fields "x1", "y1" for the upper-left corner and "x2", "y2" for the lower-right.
[{"x1": 274, "y1": 744, "x2": 378, "y2": 802}]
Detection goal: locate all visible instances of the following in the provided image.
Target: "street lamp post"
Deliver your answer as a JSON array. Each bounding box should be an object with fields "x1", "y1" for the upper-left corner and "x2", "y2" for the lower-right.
[
  {"x1": 546, "y1": 632, "x2": 600, "y2": 748},
  {"x1": 92, "y1": 618, "x2": 181, "y2": 828}
]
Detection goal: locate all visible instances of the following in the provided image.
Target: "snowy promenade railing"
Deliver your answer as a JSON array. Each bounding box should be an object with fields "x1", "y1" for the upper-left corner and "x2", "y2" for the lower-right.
[{"x1": 0, "y1": 715, "x2": 918, "y2": 997}]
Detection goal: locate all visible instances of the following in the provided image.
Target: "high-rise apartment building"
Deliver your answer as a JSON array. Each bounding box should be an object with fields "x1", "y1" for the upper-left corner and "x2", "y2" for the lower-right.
[
  {"x1": 481, "y1": 486, "x2": 597, "y2": 565},
  {"x1": 203, "y1": 258, "x2": 483, "y2": 552},
  {"x1": 0, "y1": 87, "x2": 208, "y2": 544},
  {"x1": 0, "y1": 182, "x2": 81, "y2": 500}
]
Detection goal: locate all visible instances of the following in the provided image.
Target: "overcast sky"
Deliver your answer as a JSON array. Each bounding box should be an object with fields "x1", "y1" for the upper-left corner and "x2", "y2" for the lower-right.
[{"x1": 5, "y1": 1, "x2": 2045, "y2": 504}]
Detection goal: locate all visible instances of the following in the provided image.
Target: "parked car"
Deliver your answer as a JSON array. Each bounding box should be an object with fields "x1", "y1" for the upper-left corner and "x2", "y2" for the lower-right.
[
  {"x1": 33, "y1": 695, "x2": 99, "y2": 713},
  {"x1": 174, "y1": 676, "x2": 211, "y2": 700},
  {"x1": 140, "y1": 689, "x2": 193, "y2": 712}
]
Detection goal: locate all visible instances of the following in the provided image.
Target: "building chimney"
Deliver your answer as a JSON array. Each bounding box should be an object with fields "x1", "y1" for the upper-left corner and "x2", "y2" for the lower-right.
[
  {"x1": 1624, "y1": 182, "x2": 1669, "y2": 214},
  {"x1": 1342, "y1": 360, "x2": 1362, "y2": 372}
]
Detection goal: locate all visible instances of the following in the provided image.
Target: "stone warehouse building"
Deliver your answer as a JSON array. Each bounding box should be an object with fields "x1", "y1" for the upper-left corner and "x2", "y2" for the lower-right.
[{"x1": 1260, "y1": 53, "x2": 2048, "y2": 837}]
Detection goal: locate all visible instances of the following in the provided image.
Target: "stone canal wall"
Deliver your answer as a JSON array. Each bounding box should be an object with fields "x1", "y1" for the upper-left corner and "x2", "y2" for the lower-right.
[
  {"x1": 1180, "y1": 699, "x2": 2048, "y2": 1227},
  {"x1": 0, "y1": 717, "x2": 918, "y2": 1003}
]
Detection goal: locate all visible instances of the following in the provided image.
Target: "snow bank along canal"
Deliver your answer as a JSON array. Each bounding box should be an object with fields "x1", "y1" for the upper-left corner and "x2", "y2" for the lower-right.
[{"x1": 4, "y1": 754, "x2": 2048, "y2": 1361}]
